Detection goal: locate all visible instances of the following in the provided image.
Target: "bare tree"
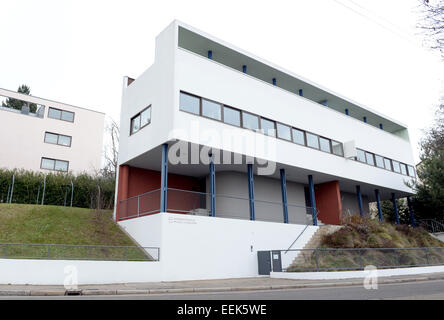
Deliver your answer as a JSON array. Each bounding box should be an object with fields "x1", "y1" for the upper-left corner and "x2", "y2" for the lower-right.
[
  {"x1": 103, "y1": 117, "x2": 120, "y2": 179},
  {"x1": 417, "y1": 0, "x2": 444, "y2": 58}
]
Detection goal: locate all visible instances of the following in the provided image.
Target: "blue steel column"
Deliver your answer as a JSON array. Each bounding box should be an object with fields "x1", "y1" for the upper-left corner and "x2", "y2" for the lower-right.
[
  {"x1": 356, "y1": 185, "x2": 363, "y2": 217},
  {"x1": 160, "y1": 144, "x2": 168, "y2": 212},
  {"x1": 374, "y1": 189, "x2": 383, "y2": 222},
  {"x1": 242, "y1": 65, "x2": 247, "y2": 73},
  {"x1": 209, "y1": 159, "x2": 216, "y2": 217},
  {"x1": 308, "y1": 175, "x2": 317, "y2": 226},
  {"x1": 248, "y1": 164, "x2": 255, "y2": 220},
  {"x1": 407, "y1": 196, "x2": 416, "y2": 227},
  {"x1": 392, "y1": 193, "x2": 400, "y2": 225},
  {"x1": 280, "y1": 169, "x2": 289, "y2": 224},
  {"x1": 207, "y1": 50, "x2": 213, "y2": 59},
  {"x1": 272, "y1": 78, "x2": 277, "y2": 86},
  {"x1": 298, "y1": 89, "x2": 303, "y2": 96}
]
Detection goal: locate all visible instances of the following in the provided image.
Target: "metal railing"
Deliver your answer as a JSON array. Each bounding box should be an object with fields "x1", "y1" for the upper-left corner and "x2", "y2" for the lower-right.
[
  {"x1": 119, "y1": 188, "x2": 161, "y2": 220},
  {"x1": 419, "y1": 219, "x2": 444, "y2": 234},
  {"x1": 277, "y1": 247, "x2": 444, "y2": 272},
  {"x1": 0, "y1": 243, "x2": 159, "y2": 261}
]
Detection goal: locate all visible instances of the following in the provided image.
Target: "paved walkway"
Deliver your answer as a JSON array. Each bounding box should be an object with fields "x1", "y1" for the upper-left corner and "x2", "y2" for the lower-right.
[{"x1": 1, "y1": 272, "x2": 444, "y2": 296}]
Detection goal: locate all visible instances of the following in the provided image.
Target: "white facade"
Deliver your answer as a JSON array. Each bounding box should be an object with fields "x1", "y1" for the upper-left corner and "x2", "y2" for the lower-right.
[
  {"x1": 114, "y1": 21, "x2": 418, "y2": 280},
  {"x1": 0, "y1": 88, "x2": 105, "y2": 174}
]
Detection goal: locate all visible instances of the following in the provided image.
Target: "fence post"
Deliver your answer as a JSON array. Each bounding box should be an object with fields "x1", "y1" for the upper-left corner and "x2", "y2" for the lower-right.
[
  {"x1": 70, "y1": 180, "x2": 74, "y2": 207},
  {"x1": 315, "y1": 249, "x2": 319, "y2": 272},
  {"x1": 359, "y1": 249, "x2": 364, "y2": 269},
  {"x1": 426, "y1": 247, "x2": 430, "y2": 265},
  {"x1": 3, "y1": 244, "x2": 8, "y2": 258},
  {"x1": 9, "y1": 174, "x2": 15, "y2": 204},
  {"x1": 47, "y1": 245, "x2": 51, "y2": 259},
  {"x1": 41, "y1": 176, "x2": 46, "y2": 205},
  {"x1": 125, "y1": 247, "x2": 129, "y2": 260}
]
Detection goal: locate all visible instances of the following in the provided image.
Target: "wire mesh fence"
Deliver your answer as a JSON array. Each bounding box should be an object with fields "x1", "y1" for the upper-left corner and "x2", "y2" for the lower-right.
[
  {"x1": 0, "y1": 243, "x2": 159, "y2": 261},
  {"x1": 282, "y1": 247, "x2": 444, "y2": 272}
]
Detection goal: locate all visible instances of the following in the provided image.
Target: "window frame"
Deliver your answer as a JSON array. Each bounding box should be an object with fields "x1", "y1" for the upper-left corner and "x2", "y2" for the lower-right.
[
  {"x1": 319, "y1": 136, "x2": 332, "y2": 154},
  {"x1": 201, "y1": 98, "x2": 222, "y2": 121},
  {"x1": 222, "y1": 105, "x2": 241, "y2": 127},
  {"x1": 276, "y1": 122, "x2": 292, "y2": 141},
  {"x1": 259, "y1": 117, "x2": 276, "y2": 137},
  {"x1": 40, "y1": 157, "x2": 69, "y2": 172},
  {"x1": 241, "y1": 111, "x2": 260, "y2": 132},
  {"x1": 44, "y1": 132, "x2": 72, "y2": 147},
  {"x1": 130, "y1": 105, "x2": 152, "y2": 135},
  {"x1": 48, "y1": 107, "x2": 75, "y2": 123},
  {"x1": 179, "y1": 91, "x2": 201, "y2": 116}
]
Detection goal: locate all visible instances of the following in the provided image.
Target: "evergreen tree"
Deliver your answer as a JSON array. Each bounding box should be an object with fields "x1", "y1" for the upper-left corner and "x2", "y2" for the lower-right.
[{"x1": 2, "y1": 85, "x2": 37, "y2": 113}]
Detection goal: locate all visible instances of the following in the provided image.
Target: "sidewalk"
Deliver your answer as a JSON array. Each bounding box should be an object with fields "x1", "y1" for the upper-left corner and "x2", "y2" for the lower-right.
[{"x1": 1, "y1": 272, "x2": 444, "y2": 296}]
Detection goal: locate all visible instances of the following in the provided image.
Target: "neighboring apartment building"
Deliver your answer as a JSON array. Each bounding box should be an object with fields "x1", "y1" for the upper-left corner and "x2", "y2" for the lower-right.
[
  {"x1": 0, "y1": 88, "x2": 105, "y2": 174},
  {"x1": 114, "y1": 21, "x2": 417, "y2": 281}
]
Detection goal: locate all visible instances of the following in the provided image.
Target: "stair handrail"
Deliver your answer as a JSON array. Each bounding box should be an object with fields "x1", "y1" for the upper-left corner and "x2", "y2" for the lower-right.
[{"x1": 284, "y1": 224, "x2": 309, "y2": 254}]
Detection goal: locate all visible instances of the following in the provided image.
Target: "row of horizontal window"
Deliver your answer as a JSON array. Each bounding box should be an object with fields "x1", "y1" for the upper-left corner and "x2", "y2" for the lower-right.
[
  {"x1": 48, "y1": 107, "x2": 74, "y2": 122},
  {"x1": 130, "y1": 106, "x2": 152, "y2": 135},
  {"x1": 180, "y1": 91, "x2": 345, "y2": 156},
  {"x1": 40, "y1": 157, "x2": 69, "y2": 172},
  {"x1": 356, "y1": 149, "x2": 415, "y2": 177},
  {"x1": 180, "y1": 91, "x2": 415, "y2": 177},
  {"x1": 44, "y1": 132, "x2": 72, "y2": 147}
]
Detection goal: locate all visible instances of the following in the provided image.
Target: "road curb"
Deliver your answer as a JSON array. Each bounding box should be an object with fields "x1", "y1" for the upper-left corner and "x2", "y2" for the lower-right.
[{"x1": 1, "y1": 274, "x2": 444, "y2": 296}]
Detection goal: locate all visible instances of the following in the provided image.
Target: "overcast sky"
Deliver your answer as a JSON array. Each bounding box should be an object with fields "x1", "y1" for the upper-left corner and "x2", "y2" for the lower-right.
[{"x1": 1, "y1": 0, "x2": 443, "y2": 164}]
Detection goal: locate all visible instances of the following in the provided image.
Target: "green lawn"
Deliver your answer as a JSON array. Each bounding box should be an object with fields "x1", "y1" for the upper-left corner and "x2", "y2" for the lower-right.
[{"x1": 0, "y1": 204, "x2": 151, "y2": 260}]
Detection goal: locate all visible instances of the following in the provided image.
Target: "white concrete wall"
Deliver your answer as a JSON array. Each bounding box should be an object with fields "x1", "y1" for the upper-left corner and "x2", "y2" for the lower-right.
[
  {"x1": 119, "y1": 212, "x2": 318, "y2": 281},
  {"x1": 0, "y1": 259, "x2": 161, "y2": 285},
  {"x1": 0, "y1": 88, "x2": 104, "y2": 174}
]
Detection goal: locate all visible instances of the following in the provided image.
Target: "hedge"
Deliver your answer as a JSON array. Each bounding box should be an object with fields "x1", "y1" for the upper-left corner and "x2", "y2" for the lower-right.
[{"x1": 0, "y1": 168, "x2": 115, "y2": 209}]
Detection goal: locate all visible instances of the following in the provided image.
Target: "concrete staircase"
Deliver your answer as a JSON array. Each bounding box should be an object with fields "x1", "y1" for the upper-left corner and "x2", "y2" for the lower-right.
[{"x1": 289, "y1": 225, "x2": 342, "y2": 267}]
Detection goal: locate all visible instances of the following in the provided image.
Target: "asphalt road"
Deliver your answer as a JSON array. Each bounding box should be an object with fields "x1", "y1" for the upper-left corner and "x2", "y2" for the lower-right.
[{"x1": 2, "y1": 279, "x2": 444, "y2": 300}]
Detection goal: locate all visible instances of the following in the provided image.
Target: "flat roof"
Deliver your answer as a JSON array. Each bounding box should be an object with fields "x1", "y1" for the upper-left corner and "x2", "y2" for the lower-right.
[
  {"x1": 0, "y1": 87, "x2": 105, "y2": 116},
  {"x1": 175, "y1": 20, "x2": 408, "y2": 134}
]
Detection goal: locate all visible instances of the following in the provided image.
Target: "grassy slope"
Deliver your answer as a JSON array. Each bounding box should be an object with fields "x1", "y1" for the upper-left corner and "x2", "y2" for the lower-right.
[{"x1": 0, "y1": 204, "x2": 134, "y2": 246}]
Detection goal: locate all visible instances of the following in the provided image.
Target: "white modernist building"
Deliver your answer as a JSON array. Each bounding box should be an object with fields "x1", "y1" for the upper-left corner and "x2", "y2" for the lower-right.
[
  {"x1": 115, "y1": 21, "x2": 417, "y2": 281},
  {"x1": 0, "y1": 88, "x2": 105, "y2": 174}
]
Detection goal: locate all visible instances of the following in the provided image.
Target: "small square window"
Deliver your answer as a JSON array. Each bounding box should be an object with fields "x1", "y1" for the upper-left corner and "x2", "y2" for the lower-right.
[
  {"x1": 408, "y1": 165, "x2": 416, "y2": 177},
  {"x1": 392, "y1": 160, "x2": 401, "y2": 173},
  {"x1": 223, "y1": 106, "x2": 240, "y2": 126},
  {"x1": 375, "y1": 155, "x2": 384, "y2": 168},
  {"x1": 276, "y1": 123, "x2": 291, "y2": 141},
  {"x1": 180, "y1": 92, "x2": 200, "y2": 115},
  {"x1": 41, "y1": 158, "x2": 55, "y2": 170},
  {"x1": 61, "y1": 111, "x2": 74, "y2": 122},
  {"x1": 356, "y1": 149, "x2": 366, "y2": 163},
  {"x1": 58, "y1": 135, "x2": 71, "y2": 147},
  {"x1": 131, "y1": 115, "x2": 141, "y2": 134},
  {"x1": 55, "y1": 160, "x2": 69, "y2": 172},
  {"x1": 48, "y1": 108, "x2": 61, "y2": 119},
  {"x1": 202, "y1": 99, "x2": 221, "y2": 120},
  {"x1": 260, "y1": 118, "x2": 275, "y2": 136},
  {"x1": 365, "y1": 152, "x2": 375, "y2": 166},
  {"x1": 319, "y1": 137, "x2": 331, "y2": 153},
  {"x1": 400, "y1": 163, "x2": 407, "y2": 175},
  {"x1": 242, "y1": 112, "x2": 259, "y2": 131},
  {"x1": 44, "y1": 132, "x2": 58, "y2": 144},
  {"x1": 292, "y1": 129, "x2": 305, "y2": 145},
  {"x1": 306, "y1": 133, "x2": 319, "y2": 149},
  {"x1": 384, "y1": 158, "x2": 392, "y2": 171},
  {"x1": 141, "y1": 107, "x2": 151, "y2": 127}
]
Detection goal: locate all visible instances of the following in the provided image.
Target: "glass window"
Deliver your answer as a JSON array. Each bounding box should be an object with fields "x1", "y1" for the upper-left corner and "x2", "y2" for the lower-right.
[
  {"x1": 202, "y1": 99, "x2": 221, "y2": 120},
  {"x1": 140, "y1": 107, "x2": 151, "y2": 127},
  {"x1": 375, "y1": 155, "x2": 384, "y2": 168},
  {"x1": 223, "y1": 106, "x2": 240, "y2": 126},
  {"x1": 55, "y1": 160, "x2": 69, "y2": 172},
  {"x1": 180, "y1": 92, "x2": 200, "y2": 115},
  {"x1": 306, "y1": 133, "x2": 319, "y2": 149},
  {"x1": 276, "y1": 123, "x2": 291, "y2": 141},
  {"x1": 41, "y1": 158, "x2": 55, "y2": 170},
  {"x1": 365, "y1": 152, "x2": 375, "y2": 166},
  {"x1": 131, "y1": 115, "x2": 141, "y2": 134},
  {"x1": 392, "y1": 160, "x2": 401, "y2": 173},
  {"x1": 58, "y1": 135, "x2": 71, "y2": 147},
  {"x1": 242, "y1": 112, "x2": 259, "y2": 131},
  {"x1": 384, "y1": 158, "x2": 392, "y2": 170},
  {"x1": 332, "y1": 141, "x2": 343, "y2": 156},
  {"x1": 292, "y1": 128, "x2": 305, "y2": 145},
  {"x1": 260, "y1": 118, "x2": 275, "y2": 136},
  {"x1": 408, "y1": 165, "x2": 416, "y2": 177},
  {"x1": 44, "y1": 132, "x2": 58, "y2": 144},
  {"x1": 319, "y1": 137, "x2": 331, "y2": 153},
  {"x1": 48, "y1": 108, "x2": 61, "y2": 119},
  {"x1": 61, "y1": 110, "x2": 74, "y2": 122},
  {"x1": 356, "y1": 149, "x2": 366, "y2": 163},
  {"x1": 400, "y1": 163, "x2": 407, "y2": 175}
]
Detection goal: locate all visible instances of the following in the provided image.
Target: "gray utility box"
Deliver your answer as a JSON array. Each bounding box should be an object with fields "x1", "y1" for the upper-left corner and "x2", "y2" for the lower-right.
[{"x1": 257, "y1": 250, "x2": 282, "y2": 275}]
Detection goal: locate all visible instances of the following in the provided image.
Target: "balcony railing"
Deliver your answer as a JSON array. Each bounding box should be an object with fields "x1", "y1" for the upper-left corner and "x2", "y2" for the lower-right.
[{"x1": 119, "y1": 187, "x2": 316, "y2": 225}]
